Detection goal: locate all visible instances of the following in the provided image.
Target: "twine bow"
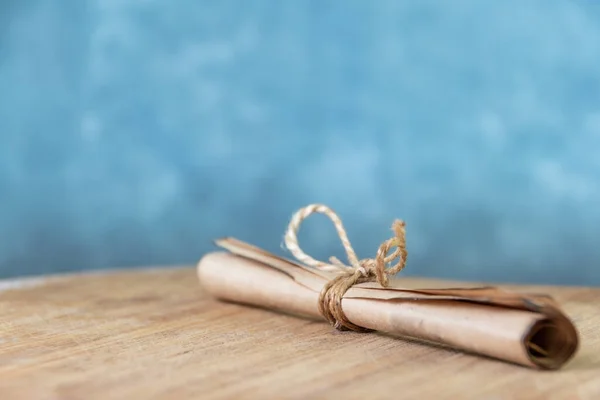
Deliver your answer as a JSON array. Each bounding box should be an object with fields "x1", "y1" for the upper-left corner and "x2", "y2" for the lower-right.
[{"x1": 284, "y1": 204, "x2": 408, "y2": 332}]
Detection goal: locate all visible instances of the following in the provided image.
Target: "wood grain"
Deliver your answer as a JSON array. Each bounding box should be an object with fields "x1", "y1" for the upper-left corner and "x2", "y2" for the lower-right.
[{"x1": 0, "y1": 268, "x2": 598, "y2": 399}]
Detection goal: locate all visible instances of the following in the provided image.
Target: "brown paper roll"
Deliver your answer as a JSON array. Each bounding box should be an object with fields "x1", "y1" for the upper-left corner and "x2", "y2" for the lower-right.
[{"x1": 197, "y1": 238, "x2": 579, "y2": 370}]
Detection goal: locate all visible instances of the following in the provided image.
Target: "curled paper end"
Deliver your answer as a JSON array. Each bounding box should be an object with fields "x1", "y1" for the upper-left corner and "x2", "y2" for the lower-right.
[{"x1": 525, "y1": 316, "x2": 579, "y2": 370}]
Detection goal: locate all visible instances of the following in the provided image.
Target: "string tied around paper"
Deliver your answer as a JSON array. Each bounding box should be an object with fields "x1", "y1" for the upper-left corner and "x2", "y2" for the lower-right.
[{"x1": 284, "y1": 204, "x2": 408, "y2": 332}]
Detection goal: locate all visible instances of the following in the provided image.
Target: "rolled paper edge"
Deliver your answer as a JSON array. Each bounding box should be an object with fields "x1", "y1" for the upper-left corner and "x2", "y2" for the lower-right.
[{"x1": 523, "y1": 314, "x2": 579, "y2": 370}]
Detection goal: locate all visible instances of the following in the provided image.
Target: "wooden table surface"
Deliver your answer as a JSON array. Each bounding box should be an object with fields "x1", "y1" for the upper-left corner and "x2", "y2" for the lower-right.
[{"x1": 0, "y1": 267, "x2": 598, "y2": 399}]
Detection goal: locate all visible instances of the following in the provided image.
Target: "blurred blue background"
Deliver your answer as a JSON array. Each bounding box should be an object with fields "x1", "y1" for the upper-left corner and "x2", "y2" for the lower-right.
[{"x1": 1, "y1": 0, "x2": 599, "y2": 284}]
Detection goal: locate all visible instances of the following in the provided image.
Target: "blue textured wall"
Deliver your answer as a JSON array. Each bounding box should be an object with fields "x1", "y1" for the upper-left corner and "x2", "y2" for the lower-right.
[{"x1": 1, "y1": 0, "x2": 600, "y2": 284}]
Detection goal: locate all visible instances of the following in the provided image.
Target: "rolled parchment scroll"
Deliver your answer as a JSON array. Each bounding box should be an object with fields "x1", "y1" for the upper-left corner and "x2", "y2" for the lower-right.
[{"x1": 197, "y1": 238, "x2": 579, "y2": 370}]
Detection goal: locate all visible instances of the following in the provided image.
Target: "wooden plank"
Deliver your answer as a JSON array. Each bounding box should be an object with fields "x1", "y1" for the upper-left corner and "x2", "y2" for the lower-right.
[{"x1": 0, "y1": 268, "x2": 598, "y2": 399}]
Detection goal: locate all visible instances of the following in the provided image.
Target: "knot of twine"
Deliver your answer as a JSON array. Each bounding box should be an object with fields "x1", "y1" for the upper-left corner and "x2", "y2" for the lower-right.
[{"x1": 284, "y1": 204, "x2": 408, "y2": 332}]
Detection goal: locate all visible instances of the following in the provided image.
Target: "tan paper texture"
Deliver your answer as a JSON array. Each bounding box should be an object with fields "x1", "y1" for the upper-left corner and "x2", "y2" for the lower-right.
[{"x1": 197, "y1": 237, "x2": 579, "y2": 369}]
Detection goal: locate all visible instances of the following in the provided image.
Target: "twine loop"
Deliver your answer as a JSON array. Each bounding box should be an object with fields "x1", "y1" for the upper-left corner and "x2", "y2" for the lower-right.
[{"x1": 284, "y1": 204, "x2": 408, "y2": 332}]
